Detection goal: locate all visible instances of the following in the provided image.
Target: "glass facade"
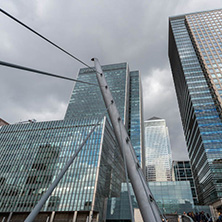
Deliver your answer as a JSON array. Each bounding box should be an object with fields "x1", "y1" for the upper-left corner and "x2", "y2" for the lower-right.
[
  {"x1": 149, "y1": 181, "x2": 194, "y2": 214},
  {"x1": 0, "y1": 62, "x2": 144, "y2": 221},
  {"x1": 187, "y1": 10, "x2": 222, "y2": 101},
  {"x1": 169, "y1": 9, "x2": 222, "y2": 205},
  {"x1": 65, "y1": 63, "x2": 129, "y2": 126},
  {"x1": 65, "y1": 63, "x2": 144, "y2": 167},
  {"x1": 173, "y1": 161, "x2": 198, "y2": 204},
  {"x1": 144, "y1": 117, "x2": 172, "y2": 181},
  {"x1": 0, "y1": 118, "x2": 124, "y2": 220},
  {"x1": 128, "y1": 71, "x2": 144, "y2": 169},
  {"x1": 106, "y1": 181, "x2": 194, "y2": 220}
]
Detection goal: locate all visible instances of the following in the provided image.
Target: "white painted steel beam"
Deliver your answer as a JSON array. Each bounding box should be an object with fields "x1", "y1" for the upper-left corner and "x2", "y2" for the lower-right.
[{"x1": 92, "y1": 58, "x2": 162, "y2": 222}]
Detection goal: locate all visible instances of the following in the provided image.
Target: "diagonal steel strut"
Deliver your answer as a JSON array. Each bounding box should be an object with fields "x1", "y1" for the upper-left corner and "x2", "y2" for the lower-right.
[{"x1": 92, "y1": 58, "x2": 162, "y2": 222}]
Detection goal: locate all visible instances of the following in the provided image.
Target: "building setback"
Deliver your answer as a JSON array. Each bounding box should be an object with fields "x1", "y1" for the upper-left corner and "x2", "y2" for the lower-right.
[
  {"x1": 169, "y1": 9, "x2": 222, "y2": 209},
  {"x1": 144, "y1": 117, "x2": 172, "y2": 182}
]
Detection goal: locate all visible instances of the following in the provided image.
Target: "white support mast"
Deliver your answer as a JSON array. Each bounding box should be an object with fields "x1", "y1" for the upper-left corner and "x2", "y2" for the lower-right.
[{"x1": 92, "y1": 58, "x2": 162, "y2": 222}]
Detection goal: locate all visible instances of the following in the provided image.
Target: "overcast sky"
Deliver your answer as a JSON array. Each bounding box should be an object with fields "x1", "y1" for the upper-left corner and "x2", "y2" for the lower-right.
[{"x1": 0, "y1": 1, "x2": 221, "y2": 160}]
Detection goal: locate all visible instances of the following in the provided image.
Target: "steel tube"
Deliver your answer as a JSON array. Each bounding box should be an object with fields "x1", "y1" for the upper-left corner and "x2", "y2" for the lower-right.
[{"x1": 92, "y1": 58, "x2": 162, "y2": 222}]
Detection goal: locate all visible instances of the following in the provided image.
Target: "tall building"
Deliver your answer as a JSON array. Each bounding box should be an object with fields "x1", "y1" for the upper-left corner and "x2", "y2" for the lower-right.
[
  {"x1": 128, "y1": 71, "x2": 145, "y2": 169},
  {"x1": 169, "y1": 9, "x2": 222, "y2": 209},
  {"x1": 0, "y1": 62, "x2": 144, "y2": 222},
  {"x1": 65, "y1": 63, "x2": 129, "y2": 124},
  {"x1": 173, "y1": 161, "x2": 198, "y2": 204},
  {"x1": 0, "y1": 118, "x2": 125, "y2": 221},
  {"x1": 144, "y1": 117, "x2": 172, "y2": 182},
  {"x1": 65, "y1": 63, "x2": 145, "y2": 168}
]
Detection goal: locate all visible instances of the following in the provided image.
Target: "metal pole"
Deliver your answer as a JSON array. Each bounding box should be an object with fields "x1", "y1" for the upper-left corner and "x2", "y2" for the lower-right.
[
  {"x1": 92, "y1": 58, "x2": 162, "y2": 222},
  {"x1": 6, "y1": 212, "x2": 13, "y2": 222},
  {"x1": 24, "y1": 122, "x2": 101, "y2": 222},
  {"x1": 119, "y1": 121, "x2": 135, "y2": 222}
]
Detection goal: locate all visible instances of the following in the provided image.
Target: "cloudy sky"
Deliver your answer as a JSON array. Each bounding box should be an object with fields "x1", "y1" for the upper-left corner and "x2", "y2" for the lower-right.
[{"x1": 0, "y1": 1, "x2": 221, "y2": 160}]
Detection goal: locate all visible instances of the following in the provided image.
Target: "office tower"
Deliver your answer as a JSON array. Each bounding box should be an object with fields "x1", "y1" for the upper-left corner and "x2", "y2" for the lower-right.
[
  {"x1": 0, "y1": 62, "x2": 144, "y2": 221},
  {"x1": 0, "y1": 118, "x2": 124, "y2": 221},
  {"x1": 65, "y1": 63, "x2": 145, "y2": 168},
  {"x1": 128, "y1": 71, "x2": 145, "y2": 168},
  {"x1": 144, "y1": 117, "x2": 172, "y2": 182},
  {"x1": 169, "y1": 9, "x2": 222, "y2": 208},
  {"x1": 173, "y1": 161, "x2": 198, "y2": 204},
  {"x1": 65, "y1": 63, "x2": 129, "y2": 124}
]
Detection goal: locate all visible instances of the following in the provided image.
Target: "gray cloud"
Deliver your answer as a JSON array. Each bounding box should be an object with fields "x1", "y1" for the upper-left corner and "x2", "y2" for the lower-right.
[{"x1": 0, "y1": 0, "x2": 221, "y2": 160}]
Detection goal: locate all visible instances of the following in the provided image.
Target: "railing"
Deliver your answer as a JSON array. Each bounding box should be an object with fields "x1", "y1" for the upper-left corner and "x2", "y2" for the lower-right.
[
  {"x1": 182, "y1": 214, "x2": 194, "y2": 222},
  {"x1": 164, "y1": 214, "x2": 178, "y2": 222}
]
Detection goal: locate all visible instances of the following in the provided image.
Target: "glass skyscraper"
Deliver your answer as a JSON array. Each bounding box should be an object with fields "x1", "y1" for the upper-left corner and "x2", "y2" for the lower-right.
[
  {"x1": 65, "y1": 63, "x2": 129, "y2": 125},
  {"x1": 0, "y1": 62, "x2": 144, "y2": 221},
  {"x1": 0, "y1": 118, "x2": 125, "y2": 221},
  {"x1": 128, "y1": 71, "x2": 145, "y2": 168},
  {"x1": 144, "y1": 117, "x2": 172, "y2": 182},
  {"x1": 169, "y1": 9, "x2": 222, "y2": 209},
  {"x1": 65, "y1": 63, "x2": 144, "y2": 168}
]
